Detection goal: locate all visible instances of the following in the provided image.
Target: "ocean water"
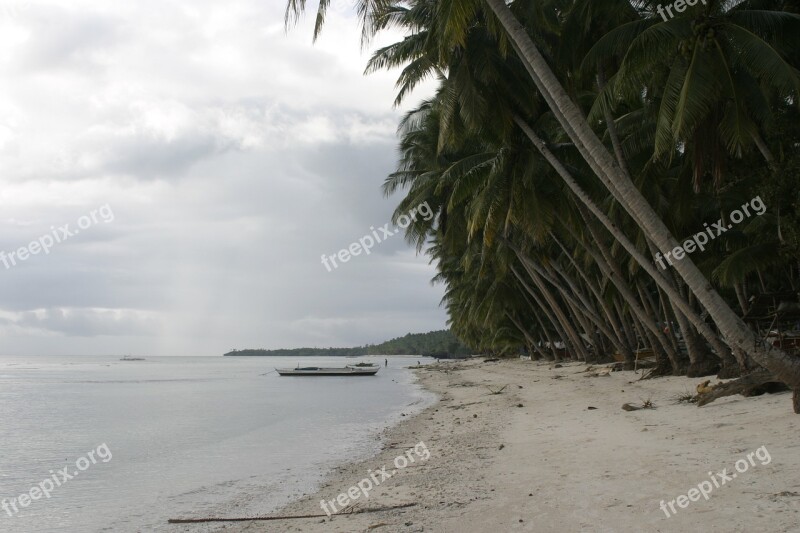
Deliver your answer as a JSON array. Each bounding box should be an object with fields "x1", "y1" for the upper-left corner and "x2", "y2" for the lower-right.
[{"x1": 0, "y1": 355, "x2": 435, "y2": 532}]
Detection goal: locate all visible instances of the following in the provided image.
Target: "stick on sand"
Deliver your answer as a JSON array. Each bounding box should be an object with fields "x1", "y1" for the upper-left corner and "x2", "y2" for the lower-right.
[{"x1": 167, "y1": 503, "x2": 417, "y2": 523}]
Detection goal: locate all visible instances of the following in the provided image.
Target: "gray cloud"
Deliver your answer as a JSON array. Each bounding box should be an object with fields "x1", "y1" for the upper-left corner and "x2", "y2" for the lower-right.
[
  {"x1": 0, "y1": 0, "x2": 444, "y2": 355},
  {"x1": 16, "y1": 307, "x2": 161, "y2": 337}
]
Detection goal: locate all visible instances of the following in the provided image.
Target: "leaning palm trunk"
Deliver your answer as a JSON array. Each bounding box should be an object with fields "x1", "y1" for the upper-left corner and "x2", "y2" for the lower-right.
[
  {"x1": 552, "y1": 236, "x2": 634, "y2": 360},
  {"x1": 514, "y1": 264, "x2": 584, "y2": 360},
  {"x1": 515, "y1": 115, "x2": 792, "y2": 380},
  {"x1": 518, "y1": 117, "x2": 729, "y2": 368},
  {"x1": 487, "y1": 0, "x2": 800, "y2": 409},
  {"x1": 596, "y1": 73, "x2": 720, "y2": 374},
  {"x1": 599, "y1": 90, "x2": 720, "y2": 375},
  {"x1": 734, "y1": 282, "x2": 749, "y2": 315},
  {"x1": 643, "y1": 239, "x2": 736, "y2": 375},
  {"x1": 636, "y1": 281, "x2": 685, "y2": 373},
  {"x1": 506, "y1": 311, "x2": 546, "y2": 359},
  {"x1": 518, "y1": 284, "x2": 559, "y2": 360},
  {"x1": 614, "y1": 298, "x2": 638, "y2": 351},
  {"x1": 512, "y1": 265, "x2": 572, "y2": 361},
  {"x1": 547, "y1": 260, "x2": 626, "y2": 360},
  {"x1": 656, "y1": 288, "x2": 682, "y2": 356},
  {"x1": 512, "y1": 244, "x2": 627, "y2": 356},
  {"x1": 579, "y1": 216, "x2": 683, "y2": 372},
  {"x1": 674, "y1": 299, "x2": 724, "y2": 376},
  {"x1": 523, "y1": 261, "x2": 589, "y2": 360},
  {"x1": 564, "y1": 298, "x2": 599, "y2": 362},
  {"x1": 561, "y1": 217, "x2": 678, "y2": 370},
  {"x1": 632, "y1": 309, "x2": 672, "y2": 373}
]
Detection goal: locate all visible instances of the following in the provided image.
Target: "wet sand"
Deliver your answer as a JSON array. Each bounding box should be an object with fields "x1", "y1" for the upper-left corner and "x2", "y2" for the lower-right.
[{"x1": 203, "y1": 359, "x2": 800, "y2": 532}]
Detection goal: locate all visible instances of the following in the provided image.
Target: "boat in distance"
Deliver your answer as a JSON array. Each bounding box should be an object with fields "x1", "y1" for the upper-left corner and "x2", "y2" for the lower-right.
[{"x1": 275, "y1": 366, "x2": 380, "y2": 376}]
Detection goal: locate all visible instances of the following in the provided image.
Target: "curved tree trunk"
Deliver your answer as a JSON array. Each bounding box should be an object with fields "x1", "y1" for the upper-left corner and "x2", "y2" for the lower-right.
[
  {"x1": 552, "y1": 236, "x2": 635, "y2": 361},
  {"x1": 643, "y1": 240, "x2": 731, "y2": 375},
  {"x1": 636, "y1": 279, "x2": 684, "y2": 374},
  {"x1": 515, "y1": 117, "x2": 733, "y2": 362},
  {"x1": 512, "y1": 265, "x2": 571, "y2": 361},
  {"x1": 575, "y1": 212, "x2": 683, "y2": 372},
  {"x1": 523, "y1": 262, "x2": 589, "y2": 361},
  {"x1": 656, "y1": 287, "x2": 683, "y2": 357},
  {"x1": 506, "y1": 312, "x2": 546, "y2": 360},
  {"x1": 598, "y1": 70, "x2": 712, "y2": 374},
  {"x1": 564, "y1": 298, "x2": 598, "y2": 363},
  {"x1": 521, "y1": 252, "x2": 631, "y2": 361},
  {"x1": 518, "y1": 285, "x2": 558, "y2": 361},
  {"x1": 598, "y1": 70, "x2": 708, "y2": 375},
  {"x1": 487, "y1": 0, "x2": 800, "y2": 410},
  {"x1": 614, "y1": 298, "x2": 638, "y2": 354},
  {"x1": 562, "y1": 217, "x2": 677, "y2": 370}
]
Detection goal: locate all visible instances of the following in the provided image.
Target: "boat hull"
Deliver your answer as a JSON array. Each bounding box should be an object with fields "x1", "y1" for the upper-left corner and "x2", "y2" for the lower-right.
[{"x1": 275, "y1": 367, "x2": 380, "y2": 376}]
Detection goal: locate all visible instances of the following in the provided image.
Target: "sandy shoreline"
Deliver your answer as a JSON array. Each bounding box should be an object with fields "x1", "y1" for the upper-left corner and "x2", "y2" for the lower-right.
[{"x1": 180, "y1": 359, "x2": 800, "y2": 532}]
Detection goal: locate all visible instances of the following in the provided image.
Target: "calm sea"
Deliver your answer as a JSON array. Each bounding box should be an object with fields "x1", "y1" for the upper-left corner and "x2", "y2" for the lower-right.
[{"x1": 0, "y1": 355, "x2": 435, "y2": 532}]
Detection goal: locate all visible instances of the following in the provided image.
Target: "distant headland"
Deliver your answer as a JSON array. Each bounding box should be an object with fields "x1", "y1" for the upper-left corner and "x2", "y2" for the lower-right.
[{"x1": 224, "y1": 330, "x2": 472, "y2": 358}]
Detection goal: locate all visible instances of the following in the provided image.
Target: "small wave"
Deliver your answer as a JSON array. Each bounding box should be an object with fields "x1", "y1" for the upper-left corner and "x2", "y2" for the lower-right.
[{"x1": 65, "y1": 378, "x2": 224, "y2": 384}]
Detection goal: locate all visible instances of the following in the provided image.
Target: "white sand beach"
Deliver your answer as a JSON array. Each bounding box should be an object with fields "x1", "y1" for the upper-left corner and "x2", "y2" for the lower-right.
[{"x1": 210, "y1": 359, "x2": 800, "y2": 533}]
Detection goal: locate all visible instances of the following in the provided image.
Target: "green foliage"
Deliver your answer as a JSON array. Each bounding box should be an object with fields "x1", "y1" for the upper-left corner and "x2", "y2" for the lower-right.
[
  {"x1": 224, "y1": 330, "x2": 473, "y2": 358},
  {"x1": 285, "y1": 0, "x2": 800, "y2": 373}
]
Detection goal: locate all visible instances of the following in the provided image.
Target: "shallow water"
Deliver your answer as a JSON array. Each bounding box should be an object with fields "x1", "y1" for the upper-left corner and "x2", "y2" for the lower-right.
[{"x1": 0, "y1": 355, "x2": 434, "y2": 532}]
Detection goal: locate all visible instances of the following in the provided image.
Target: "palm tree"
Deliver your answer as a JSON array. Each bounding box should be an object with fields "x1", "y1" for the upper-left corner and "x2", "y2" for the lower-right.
[
  {"x1": 374, "y1": 1, "x2": 734, "y2": 374},
  {"x1": 286, "y1": 0, "x2": 800, "y2": 411},
  {"x1": 478, "y1": 0, "x2": 800, "y2": 404},
  {"x1": 585, "y1": 0, "x2": 800, "y2": 186}
]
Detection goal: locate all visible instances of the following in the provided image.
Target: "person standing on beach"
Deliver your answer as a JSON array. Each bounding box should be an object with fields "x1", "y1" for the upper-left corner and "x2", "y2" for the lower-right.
[{"x1": 385, "y1": 359, "x2": 388, "y2": 367}]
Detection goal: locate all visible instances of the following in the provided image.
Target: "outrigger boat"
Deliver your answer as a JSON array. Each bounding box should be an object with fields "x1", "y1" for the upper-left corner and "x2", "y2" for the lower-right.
[{"x1": 275, "y1": 365, "x2": 380, "y2": 376}]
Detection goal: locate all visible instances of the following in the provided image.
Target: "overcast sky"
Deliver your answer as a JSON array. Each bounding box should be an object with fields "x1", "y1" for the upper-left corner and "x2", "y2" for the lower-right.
[{"x1": 0, "y1": 0, "x2": 446, "y2": 356}]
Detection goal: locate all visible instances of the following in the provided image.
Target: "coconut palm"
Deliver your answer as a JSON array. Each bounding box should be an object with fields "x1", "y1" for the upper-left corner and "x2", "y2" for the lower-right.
[
  {"x1": 585, "y1": 0, "x2": 800, "y2": 186},
  {"x1": 286, "y1": 0, "x2": 800, "y2": 411}
]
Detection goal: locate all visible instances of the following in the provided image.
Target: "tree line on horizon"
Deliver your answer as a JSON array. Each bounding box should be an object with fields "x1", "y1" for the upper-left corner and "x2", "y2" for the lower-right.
[
  {"x1": 224, "y1": 330, "x2": 473, "y2": 357},
  {"x1": 286, "y1": 0, "x2": 800, "y2": 412}
]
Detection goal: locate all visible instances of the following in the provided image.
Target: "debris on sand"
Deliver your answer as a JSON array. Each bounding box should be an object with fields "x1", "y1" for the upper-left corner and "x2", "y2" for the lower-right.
[
  {"x1": 696, "y1": 380, "x2": 718, "y2": 395},
  {"x1": 584, "y1": 366, "x2": 612, "y2": 377}
]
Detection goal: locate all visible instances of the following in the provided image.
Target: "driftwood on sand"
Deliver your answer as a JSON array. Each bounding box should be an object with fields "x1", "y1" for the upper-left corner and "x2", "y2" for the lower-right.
[
  {"x1": 696, "y1": 370, "x2": 787, "y2": 407},
  {"x1": 167, "y1": 503, "x2": 417, "y2": 524}
]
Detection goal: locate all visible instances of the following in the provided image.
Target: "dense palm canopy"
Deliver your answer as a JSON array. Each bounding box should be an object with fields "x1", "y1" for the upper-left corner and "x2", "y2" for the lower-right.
[{"x1": 286, "y1": 0, "x2": 800, "y2": 411}]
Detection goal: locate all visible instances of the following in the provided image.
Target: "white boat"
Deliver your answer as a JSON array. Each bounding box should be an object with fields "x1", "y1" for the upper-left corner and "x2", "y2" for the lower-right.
[
  {"x1": 275, "y1": 366, "x2": 380, "y2": 376},
  {"x1": 120, "y1": 355, "x2": 145, "y2": 361}
]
